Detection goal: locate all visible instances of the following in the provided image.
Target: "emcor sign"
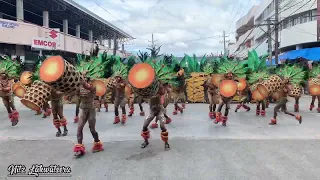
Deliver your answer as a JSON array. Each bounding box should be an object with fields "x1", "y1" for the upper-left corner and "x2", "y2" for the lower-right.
[{"x1": 31, "y1": 37, "x2": 57, "y2": 50}]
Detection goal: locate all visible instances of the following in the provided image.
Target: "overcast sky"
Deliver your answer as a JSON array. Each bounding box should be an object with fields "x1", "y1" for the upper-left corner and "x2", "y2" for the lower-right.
[{"x1": 75, "y1": 0, "x2": 261, "y2": 56}]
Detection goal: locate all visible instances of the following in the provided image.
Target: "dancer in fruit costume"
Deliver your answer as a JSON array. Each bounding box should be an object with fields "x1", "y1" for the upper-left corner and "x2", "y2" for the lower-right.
[
  {"x1": 214, "y1": 60, "x2": 247, "y2": 126},
  {"x1": 248, "y1": 72, "x2": 269, "y2": 116},
  {"x1": 246, "y1": 52, "x2": 269, "y2": 116},
  {"x1": 150, "y1": 82, "x2": 173, "y2": 128},
  {"x1": 172, "y1": 65, "x2": 186, "y2": 115},
  {"x1": 204, "y1": 74, "x2": 220, "y2": 119},
  {"x1": 51, "y1": 90, "x2": 68, "y2": 136},
  {"x1": 235, "y1": 84, "x2": 250, "y2": 113},
  {"x1": 128, "y1": 61, "x2": 176, "y2": 150},
  {"x1": 269, "y1": 64, "x2": 305, "y2": 125},
  {"x1": 109, "y1": 61, "x2": 129, "y2": 124},
  {"x1": 0, "y1": 59, "x2": 21, "y2": 126},
  {"x1": 308, "y1": 63, "x2": 320, "y2": 112}
]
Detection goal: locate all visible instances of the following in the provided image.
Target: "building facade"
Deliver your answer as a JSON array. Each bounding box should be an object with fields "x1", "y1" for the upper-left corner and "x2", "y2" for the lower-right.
[
  {"x1": 229, "y1": 0, "x2": 317, "y2": 60},
  {"x1": 0, "y1": 0, "x2": 132, "y2": 62}
]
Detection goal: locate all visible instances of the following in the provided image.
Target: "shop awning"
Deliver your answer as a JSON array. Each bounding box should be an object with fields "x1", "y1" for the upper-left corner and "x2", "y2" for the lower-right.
[{"x1": 272, "y1": 47, "x2": 320, "y2": 61}]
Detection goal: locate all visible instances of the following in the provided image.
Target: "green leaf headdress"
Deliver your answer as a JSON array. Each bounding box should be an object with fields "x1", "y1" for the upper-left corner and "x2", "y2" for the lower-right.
[
  {"x1": 147, "y1": 60, "x2": 178, "y2": 86},
  {"x1": 0, "y1": 56, "x2": 21, "y2": 79},
  {"x1": 111, "y1": 59, "x2": 128, "y2": 78},
  {"x1": 217, "y1": 60, "x2": 247, "y2": 78},
  {"x1": 75, "y1": 54, "x2": 108, "y2": 79},
  {"x1": 309, "y1": 63, "x2": 320, "y2": 78},
  {"x1": 276, "y1": 64, "x2": 306, "y2": 86}
]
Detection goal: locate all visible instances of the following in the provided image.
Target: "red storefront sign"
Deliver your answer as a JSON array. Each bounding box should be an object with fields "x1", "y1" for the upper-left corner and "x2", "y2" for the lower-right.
[{"x1": 31, "y1": 37, "x2": 57, "y2": 50}]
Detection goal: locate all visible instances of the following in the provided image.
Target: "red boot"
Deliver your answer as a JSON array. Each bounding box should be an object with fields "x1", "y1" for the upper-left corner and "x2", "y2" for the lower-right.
[
  {"x1": 74, "y1": 116, "x2": 79, "y2": 123},
  {"x1": 73, "y1": 144, "x2": 86, "y2": 157},
  {"x1": 261, "y1": 110, "x2": 266, "y2": 116},
  {"x1": 222, "y1": 116, "x2": 228, "y2": 126},
  {"x1": 165, "y1": 117, "x2": 172, "y2": 124},
  {"x1": 178, "y1": 107, "x2": 183, "y2": 114},
  {"x1": 235, "y1": 104, "x2": 241, "y2": 112},
  {"x1": 256, "y1": 109, "x2": 260, "y2": 116},
  {"x1": 209, "y1": 112, "x2": 214, "y2": 119},
  {"x1": 121, "y1": 114, "x2": 127, "y2": 124},
  {"x1": 46, "y1": 108, "x2": 52, "y2": 116},
  {"x1": 269, "y1": 118, "x2": 277, "y2": 125},
  {"x1": 92, "y1": 141, "x2": 104, "y2": 153},
  {"x1": 182, "y1": 103, "x2": 186, "y2": 109},
  {"x1": 104, "y1": 103, "x2": 108, "y2": 112},
  {"x1": 141, "y1": 130, "x2": 150, "y2": 148},
  {"x1": 214, "y1": 112, "x2": 222, "y2": 124},
  {"x1": 173, "y1": 109, "x2": 178, "y2": 115},
  {"x1": 295, "y1": 115, "x2": 302, "y2": 124},
  {"x1": 294, "y1": 104, "x2": 299, "y2": 112},
  {"x1": 113, "y1": 116, "x2": 120, "y2": 124},
  {"x1": 150, "y1": 122, "x2": 158, "y2": 129},
  {"x1": 140, "y1": 111, "x2": 145, "y2": 116},
  {"x1": 243, "y1": 105, "x2": 250, "y2": 112},
  {"x1": 317, "y1": 108, "x2": 320, "y2": 113},
  {"x1": 310, "y1": 105, "x2": 314, "y2": 111},
  {"x1": 128, "y1": 107, "x2": 134, "y2": 117},
  {"x1": 11, "y1": 111, "x2": 19, "y2": 126}
]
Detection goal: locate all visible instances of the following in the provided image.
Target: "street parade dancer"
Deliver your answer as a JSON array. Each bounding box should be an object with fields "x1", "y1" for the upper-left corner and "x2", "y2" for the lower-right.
[
  {"x1": 51, "y1": 90, "x2": 68, "y2": 136},
  {"x1": 308, "y1": 63, "x2": 320, "y2": 112},
  {"x1": 204, "y1": 74, "x2": 220, "y2": 119},
  {"x1": 267, "y1": 64, "x2": 305, "y2": 125},
  {"x1": 246, "y1": 54, "x2": 269, "y2": 116},
  {"x1": 0, "y1": 59, "x2": 21, "y2": 126},
  {"x1": 235, "y1": 80, "x2": 251, "y2": 113},
  {"x1": 128, "y1": 61, "x2": 176, "y2": 150},
  {"x1": 172, "y1": 66, "x2": 186, "y2": 115},
  {"x1": 109, "y1": 61, "x2": 129, "y2": 124},
  {"x1": 150, "y1": 82, "x2": 173, "y2": 128},
  {"x1": 214, "y1": 60, "x2": 246, "y2": 126}
]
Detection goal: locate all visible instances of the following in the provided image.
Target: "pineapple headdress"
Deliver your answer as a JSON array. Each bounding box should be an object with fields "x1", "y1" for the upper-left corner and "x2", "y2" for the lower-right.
[
  {"x1": 217, "y1": 60, "x2": 247, "y2": 78},
  {"x1": 0, "y1": 55, "x2": 21, "y2": 78},
  {"x1": 111, "y1": 59, "x2": 128, "y2": 78},
  {"x1": 202, "y1": 63, "x2": 214, "y2": 74},
  {"x1": 309, "y1": 63, "x2": 320, "y2": 78},
  {"x1": 75, "y1": 54, "x2": 108, "y2": 79},
  {"x1": 276, "y1": 64, "x2": 306, "y2": 86},
  {"x1": 147, "y1": 60, "x2": 177, "y2": 86}
]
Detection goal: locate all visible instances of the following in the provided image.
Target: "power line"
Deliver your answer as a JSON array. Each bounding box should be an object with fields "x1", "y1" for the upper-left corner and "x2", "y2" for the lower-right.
[
  {"x1": 226, "y1": 0, "x2": 245, "y2": 32},
  {"x1": 287, "y1": 0, "x2": 313, "y2": 17},
  {"x1": 90, "y1": 0, "x2": 140, "y2": 35}
]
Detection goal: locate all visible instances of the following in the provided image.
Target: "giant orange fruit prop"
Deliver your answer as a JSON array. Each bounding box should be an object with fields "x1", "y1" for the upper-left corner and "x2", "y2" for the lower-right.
[
  {"x1": 12, "y1": 82, "x2": 22, "y2": 92},
  {"x1": 92, "y1": 79, "x2": 107, "y2": 96},
  {"x1": 252, "y1": 90, "x2": 264, "y2": 101},
  {"x1": 237, "y1": 78, "x2": 247, "y2": 91},
  {"x1": 14, "y1": 85, "x2": 26, "y2": 98},
  {"x1": 219, "y1": 80, "x2": 237, "y2": 98},
  {"x1": 20, "y1": 71, "x2": 33, "y2": 85},
  {"x1": 309, "y1": 84, "x2": 320, "y2": 96},
  {"x1": 211, "y1": 74, "x2": 224, "y2": 87},
  {"x1": 256, "y1": 83, "x2": 269, "y2": 99}
]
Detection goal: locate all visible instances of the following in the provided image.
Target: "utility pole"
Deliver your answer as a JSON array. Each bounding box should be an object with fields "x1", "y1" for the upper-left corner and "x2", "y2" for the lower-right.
[
  {"x1": 267, "y1": 19, "x2": 273, "y2": 65},
  {"x1": 148, "y1": 33, "x2": 158, "y2": 48},
  {"x1": 220, "y1": 31, "x2": 229, "y2": 56},
  {"x1": 274, "y1": 0, "x2": 279, "y2": 65}
]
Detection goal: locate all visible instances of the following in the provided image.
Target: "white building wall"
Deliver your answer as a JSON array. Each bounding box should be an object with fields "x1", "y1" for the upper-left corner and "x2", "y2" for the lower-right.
[{"x1": 229, "y1": 0, "x2": 317, "y2": 59}]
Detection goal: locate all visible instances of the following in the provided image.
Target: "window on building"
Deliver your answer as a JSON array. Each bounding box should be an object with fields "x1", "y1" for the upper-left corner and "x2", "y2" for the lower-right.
[
  {"x1": 293, "y1": 16, "x2": 300, "y2": 25},
  {"x1": 301, "y1": 14, "x2": 308, "y2": 23}
]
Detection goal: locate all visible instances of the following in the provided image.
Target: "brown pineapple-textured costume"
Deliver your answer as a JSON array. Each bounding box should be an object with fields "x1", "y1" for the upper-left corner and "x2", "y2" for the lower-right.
[
  {"x1": 150, "y1": 83, "x2": 173, "y2": 129},
  {"x1": 0, "y1": 74, "x2": 19, "y2": 126},
  {"x1": 309, "y1": 76, "x2": 320, "y2": 112},
  {"x1": 141, "y1": 84, "x2": 170, "y2": 150},
  {"x1": 51, "y1": 90, "x2": 68, "y2": 137},
  {"x1": 172, "y1": 68, "x2": 186, "y2": 115},
  {"x1": 235, "y1": 86, "x2": 251, "y2": 113},
  {"x1": 270, "y1": 82, "x2": 302, "y2": 125},
  {"x1": 215, "y1": 73, "x2": 238, "y2": 126},
  {"x1": 73, "y1": 78, "x2": 104, "y2": 157},
  {"x1": 113, "y1": 76, "x2": 128, "y2": 124},
  {"x1": 97, "y1": 92, "x2": 108, "y2": 112},
  {"x1": 204, "y1": 76, "x2": 220, "y2": 119}
]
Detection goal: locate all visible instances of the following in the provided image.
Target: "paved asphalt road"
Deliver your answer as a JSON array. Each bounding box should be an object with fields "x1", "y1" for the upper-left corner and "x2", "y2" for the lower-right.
[{"x1": 0, "y1": 96, "x2": 320, "y2": 180}]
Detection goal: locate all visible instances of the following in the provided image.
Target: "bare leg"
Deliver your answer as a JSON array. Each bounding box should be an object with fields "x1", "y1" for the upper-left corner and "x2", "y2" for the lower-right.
[
  {"x1": 113, "y1": 98, "x2": 120, "y2": 124},
  {"x1": 57, "y1": 102, "x2": 68, "y2": 136},
  {"x1": 74, "y1": 109, "x2": 88, "y2": 157},
  {"x1": 141, "y1": 111, "x2": 155, "y2": 148},
  {"x1": 88, "y1": 108, "x2": 103, "y2": 153},
  {"x1": 2, "y1": 96, "x2": 18, "y2": 126},
  {"x1": 294, "y1": 97, "x2": 299, "y2": 112}
]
